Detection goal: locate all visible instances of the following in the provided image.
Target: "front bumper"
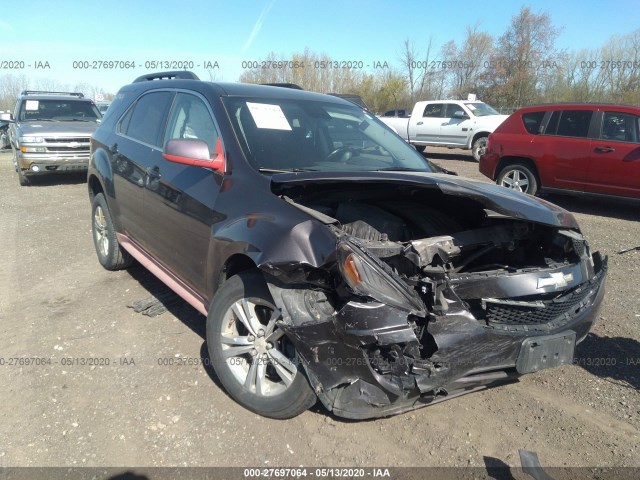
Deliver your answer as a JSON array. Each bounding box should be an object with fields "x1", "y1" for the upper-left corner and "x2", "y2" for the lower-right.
[
  {"x1": 277, "y1": 253, "x2": 607, "y2": 419},
  {"x1": 17, "y1": 152, "x2": 89, "y2": 175}
]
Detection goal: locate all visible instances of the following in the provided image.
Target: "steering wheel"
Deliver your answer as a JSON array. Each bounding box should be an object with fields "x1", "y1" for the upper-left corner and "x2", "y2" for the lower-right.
[{"x1": 326, "y1": 146, "x2": 355, "y2": 163}]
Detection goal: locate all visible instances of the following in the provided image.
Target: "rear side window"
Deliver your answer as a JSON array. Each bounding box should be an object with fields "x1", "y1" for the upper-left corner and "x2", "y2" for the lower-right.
[
  {"x1": 119, "y1": 91, "x2": 174, "y2": 147},
  {"x1": 522, "y1": 111, "x2": 546, "y2": 134},
  {"x1": 601, "y1": 112, "x2": 640, "y2": 143},
  {"x1": 555, "y1": 110, "x2": 593, "y2": 138},
  {"x1": 422, "y1": 103, "x2": 445, "y2": 118}
]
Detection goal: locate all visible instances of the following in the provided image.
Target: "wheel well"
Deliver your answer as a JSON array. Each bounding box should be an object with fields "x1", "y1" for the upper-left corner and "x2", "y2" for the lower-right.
[
  {"x1": 496, "y1": 156, "x2": 540, "y2": 184},
  {"x1": 87, "y1": 174, "x2": 104, "y2": 201},
  {"x1": 218, "y1": 254, "x2": 259, "y2": 289},
  {"x1": 472, "y1": 132, "x2": 489, "y2": 145}
]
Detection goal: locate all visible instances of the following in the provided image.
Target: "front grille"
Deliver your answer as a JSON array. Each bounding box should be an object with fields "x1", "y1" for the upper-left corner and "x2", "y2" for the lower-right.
[
  {"x1": 44, "y1": 137, "x2": 90, "y2": 144},
  {"x1": 572, "y1": 238, "x2": 586, "y2": 257},
  {"x1": 485, "y1": 285, "x2": 594, "y2": 330},
  {"x1": 47, "y1": 146, "x2": 90, "y2": 152}
]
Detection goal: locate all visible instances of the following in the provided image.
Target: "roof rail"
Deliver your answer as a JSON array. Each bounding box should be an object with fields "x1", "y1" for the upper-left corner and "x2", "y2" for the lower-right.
[
  {"x1": 21, "y1": 91, "x2": 84, "y2": 98},
  {"x1": 133, "y1": 71, "x2": 200, "y2": 83},
  {"x1": 261, "y1": 83, "x2": 304, "y2": 90}
]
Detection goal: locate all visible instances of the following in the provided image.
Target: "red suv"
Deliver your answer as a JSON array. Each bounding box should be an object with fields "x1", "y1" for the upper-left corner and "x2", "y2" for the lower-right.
[{"x1": 479, "y1": 104, "x2": 640, "y2": 199}]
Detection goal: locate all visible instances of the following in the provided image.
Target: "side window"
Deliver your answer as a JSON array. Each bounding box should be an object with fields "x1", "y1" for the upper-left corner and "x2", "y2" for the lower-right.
[
  {"x1": 555, "y1": 110, "x2": 593, "y2": 138},
  {"x1": 444, "y1": 104, "x2": 464, "y2": 118},
  {"x1": 601, "y1": 112, "x2": 639, "y2": 143},
  {"x1": 120, "y1": 91, "x2": 174, "y2": 147},
  {"x1": 422, "y1": 103, "x2": 445, "y2": 118},
  {"x1": 522, "y1": 111, "x2": 546, "y2": 134},
  {"x1": 163, "y1": 93, "x2": 219, "y2": 156},
  {"x1": 544, "y1": 111, "x2": 560, "y2": 135}
]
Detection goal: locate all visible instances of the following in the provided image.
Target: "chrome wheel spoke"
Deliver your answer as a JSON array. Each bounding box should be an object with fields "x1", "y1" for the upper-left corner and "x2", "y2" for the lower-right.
[
  {"x1": 222, "y1": 345, "x2": 254, "y2": 359},
  {"x1": 266, "y1": 328, "x2": 285, "y2": 343},
  {"x1": 232, "y1": 300, "x2": 262, "y2": 336},
  {"x1": 221, "y1": 333, "x2": 254, "y2": 359},
  {"x1": 221, "y1": 334, "x2": 253, "y2": 346},
  {"x1": 244, "y1": 357, "x2": 267, "y2": 394},
  {"x1": 267, "y1": 349, "x2": 297, "y2": 386},
  {"x1": 264, "y1": 309, "x2": 281, "y2": 336}
]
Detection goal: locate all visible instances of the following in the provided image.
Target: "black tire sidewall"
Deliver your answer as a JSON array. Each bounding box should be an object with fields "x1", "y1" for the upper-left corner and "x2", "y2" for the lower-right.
[
  {"x1": 91, "y1": 193, "x2": 122, "y2": 269},
  {"x1": 206, "y1": 272, "x2": 316, "y2": 419}
]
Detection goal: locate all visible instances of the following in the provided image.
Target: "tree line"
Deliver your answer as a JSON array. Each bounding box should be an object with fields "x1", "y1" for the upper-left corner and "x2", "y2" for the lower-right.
[{"x1": 240, "y1": 7, "x2": 640, "y2": 113}]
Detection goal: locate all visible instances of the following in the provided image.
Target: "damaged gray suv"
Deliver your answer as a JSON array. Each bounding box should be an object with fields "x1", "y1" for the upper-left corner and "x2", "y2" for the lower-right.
[{"x1": 89, "y1": 72, "x2": 607, "y2": 419}]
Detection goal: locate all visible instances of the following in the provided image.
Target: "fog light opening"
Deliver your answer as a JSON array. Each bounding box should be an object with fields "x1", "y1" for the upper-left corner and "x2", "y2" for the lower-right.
[{"x1": 31, "y1": 165, "x2": 40, "y2": 172}]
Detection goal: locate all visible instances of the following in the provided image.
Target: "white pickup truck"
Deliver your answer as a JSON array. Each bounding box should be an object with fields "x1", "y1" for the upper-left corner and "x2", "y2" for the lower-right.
[{"x1": 379, "y1": 100, "x2": 509, "y2": 161}]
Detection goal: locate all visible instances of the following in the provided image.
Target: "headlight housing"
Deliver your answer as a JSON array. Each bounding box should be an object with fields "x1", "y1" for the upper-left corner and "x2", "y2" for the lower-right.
[{"x1": 338, "y1": 240, "x2": 425, "y2": 315}]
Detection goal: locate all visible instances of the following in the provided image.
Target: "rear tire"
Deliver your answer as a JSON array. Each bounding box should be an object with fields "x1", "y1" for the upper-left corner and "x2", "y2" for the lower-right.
[
  {"x1": 497, "y1": 163, "x2": 539, "y2": 195},
  {"x1": 207, "y1": 271, "x2": 317, "y2": 419},
  {"x1": 471, "y1": 136, "x2": 488, "y2": 162},
  {"x1": 91, "y1": 193, "x2": 133, "y2": 270},
  {"x1": 414, "y1": 145, "x2": 426, "y2": 153}
]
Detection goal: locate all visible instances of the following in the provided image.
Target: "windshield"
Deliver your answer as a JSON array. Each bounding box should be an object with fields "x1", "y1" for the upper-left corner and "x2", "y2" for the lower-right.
[
  {"x1": 222, "y1": 97, "x2": 435, "y2": 173},
  {"x1": 464, "y1": 102, "x2": 500, "y2": 117},
  {"x1": 18, "y1": 99, "x2": 101, "y2": 122}
]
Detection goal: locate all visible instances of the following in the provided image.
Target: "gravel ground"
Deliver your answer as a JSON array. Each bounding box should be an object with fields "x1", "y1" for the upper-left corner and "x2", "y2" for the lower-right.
[{"x1": 0, "y1": 148, "x2": 638, "y2": 473}]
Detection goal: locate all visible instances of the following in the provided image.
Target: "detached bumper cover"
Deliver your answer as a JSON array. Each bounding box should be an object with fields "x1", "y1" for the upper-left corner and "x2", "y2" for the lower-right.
[{"x1": 279, "y1": 253, "x2": 607, "y2": 419}]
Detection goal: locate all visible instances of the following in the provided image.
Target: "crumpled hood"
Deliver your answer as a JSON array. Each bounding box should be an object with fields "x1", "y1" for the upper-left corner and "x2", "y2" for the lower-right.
[
  {"x1": 270, "y1": 171, "x2": 579, "y2": 230},
  {"x1": 17, "y1": 121, "x2": 98, "y2": 137}
]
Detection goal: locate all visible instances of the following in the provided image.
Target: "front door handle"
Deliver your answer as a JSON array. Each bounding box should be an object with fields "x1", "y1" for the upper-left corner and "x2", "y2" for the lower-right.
[
  {"x1": 416, "y1": 121, "x2": 423, "y2": 125},
  {"x1": 594, "y1": 146, "x2": 615, "y2": 153}
]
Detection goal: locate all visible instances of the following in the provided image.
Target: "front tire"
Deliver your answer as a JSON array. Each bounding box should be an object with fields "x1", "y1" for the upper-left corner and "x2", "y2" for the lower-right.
[
  {"x1": 13, "y1": 149, "x2": 30, "y2": 186},
  {"x1": 207, "y1": 271, "x2": 317, "y2": 419},
  {"x1": 497, "y1": 163, "x2": 539, "y2": 195},
  {"x1": 471, "y1": 136, "x2": 488, "y2": 162},
  {"x1": 91, "y1": 193, "x2": 133, "y2": 270},
  {"x1": 17, "y1": 167, "x2": 31, "y2": 186}
]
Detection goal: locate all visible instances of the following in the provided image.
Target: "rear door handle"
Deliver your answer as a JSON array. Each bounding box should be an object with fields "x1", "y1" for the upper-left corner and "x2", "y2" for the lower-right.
[{"x1": 594, "y1": 146, "x2": 615, "y2": 153}]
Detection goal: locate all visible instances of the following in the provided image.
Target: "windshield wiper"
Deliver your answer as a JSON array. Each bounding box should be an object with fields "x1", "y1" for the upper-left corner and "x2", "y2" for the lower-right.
[
  {"x1": 66, "y1": 119, "x2": 94, "y2": 122},
  {"x1": 258, "y1": 167, "x2": 318, "y2": 174}
]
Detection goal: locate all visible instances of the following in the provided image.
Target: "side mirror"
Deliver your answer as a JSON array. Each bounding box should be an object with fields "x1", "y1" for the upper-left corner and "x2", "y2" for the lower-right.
[
  {"x1": 0, "y1": 112, "x2": 14, "y2": 122},
  {"x1": 453, "y1": 110, "x2": 468, "y2": 119},
  {"x1": 163, "y1": 138, "x2": 225, "y2": 172}
]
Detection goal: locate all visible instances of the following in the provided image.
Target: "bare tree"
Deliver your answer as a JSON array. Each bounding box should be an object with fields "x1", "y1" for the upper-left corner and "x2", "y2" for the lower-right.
[{"x1": 484, "y1": 6, "x2": 559, "y2": 108}]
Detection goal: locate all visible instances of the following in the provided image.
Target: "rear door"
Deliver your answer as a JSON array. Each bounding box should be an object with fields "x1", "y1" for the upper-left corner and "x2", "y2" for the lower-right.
[
  {"x1": 142, "y1": 91, "x2": 224, "y2": 295},
  {"x1": 409, "y1": 103, "x2": 446, "y2": 143},
  {"x1": 113, "y1": 90, "x2": 175, "y2": 242},
  {"x1": 586, "y1": 110, "x2": 640, "y2": 198},
  {"x1": 539, "y1": 109, "x2": 594, "y2": 192}
]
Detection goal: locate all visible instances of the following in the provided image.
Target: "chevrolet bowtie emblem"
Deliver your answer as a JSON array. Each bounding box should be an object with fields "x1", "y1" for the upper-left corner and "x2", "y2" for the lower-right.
[{"x1": 537, "y1": 272, "x2": 574, "y2": 289}]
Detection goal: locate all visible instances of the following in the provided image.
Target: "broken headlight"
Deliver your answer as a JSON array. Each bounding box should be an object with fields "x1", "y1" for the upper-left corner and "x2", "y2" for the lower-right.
[{"x1": 338, "y1": 241, "x2": 426, "y2": 315}]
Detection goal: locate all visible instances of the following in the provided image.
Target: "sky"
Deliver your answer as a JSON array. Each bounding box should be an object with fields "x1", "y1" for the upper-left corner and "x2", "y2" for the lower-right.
[{"x1": 1, "y1": 0, "x2": 638, "y2": 96}]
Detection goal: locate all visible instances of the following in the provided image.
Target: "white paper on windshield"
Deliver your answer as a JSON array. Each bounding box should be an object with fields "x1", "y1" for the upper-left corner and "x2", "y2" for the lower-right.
[
  {"x1": 246, "y1": 102, "x2": 292, "y2": 130},
  {"x1": 25, "y1": 100, "x2": 39, "y2": 110},
  {"x1": 467, "y1": 104, "x2": 477, "y2": 111}
]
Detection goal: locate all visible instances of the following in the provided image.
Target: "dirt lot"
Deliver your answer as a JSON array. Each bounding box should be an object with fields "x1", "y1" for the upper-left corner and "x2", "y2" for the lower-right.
[{"x1": 0, "y1": 147, "x2": 638, "y2": 473}]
